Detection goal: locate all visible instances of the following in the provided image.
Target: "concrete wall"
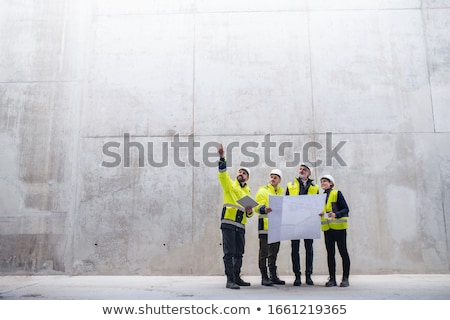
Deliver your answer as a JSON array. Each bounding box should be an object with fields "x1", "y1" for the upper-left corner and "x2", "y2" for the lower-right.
[{"x1": 0, "y1": 0, "x2": 449, "y2": 276}]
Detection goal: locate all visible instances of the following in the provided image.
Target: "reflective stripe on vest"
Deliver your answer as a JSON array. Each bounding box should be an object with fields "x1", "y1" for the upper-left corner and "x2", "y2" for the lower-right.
[
  {"x1": 221, "y1": 219, "x2": 245, "y2": 229},
  {"x1": 222, "y1": 203, "x2": 247, "y2": 225},
  {"x1": 321, "y1": 189, "x2": 348, "y2": 231}
]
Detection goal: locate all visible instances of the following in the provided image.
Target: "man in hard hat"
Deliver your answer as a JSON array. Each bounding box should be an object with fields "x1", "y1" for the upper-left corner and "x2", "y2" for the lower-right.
[
  {"x1": 286, "y1": 163, "x2": 319, "y2": 286},
  {"x1": 319, "y1": 174, "x2": 351, "y2": 287},
  {"x1": 217, "y1": 144, "x2": 254, "y2": 290},
  {"x1": 255, "y1": 168, "x2": 285, "y2": 286}
]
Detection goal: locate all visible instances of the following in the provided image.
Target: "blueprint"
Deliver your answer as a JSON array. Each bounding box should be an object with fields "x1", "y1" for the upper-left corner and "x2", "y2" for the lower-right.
[{"x1": 268, "y1": 194, "x2": 326, "y2": 244}]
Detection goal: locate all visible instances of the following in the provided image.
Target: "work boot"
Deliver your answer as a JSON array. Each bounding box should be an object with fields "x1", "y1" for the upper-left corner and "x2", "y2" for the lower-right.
[
  {"x1": 325, "y1": 277, "x2": 337, "y2": 287},
  {"x1": 261, "y1": 277, "x2": 273, "y2": 286},
  {"x1": 305, "y1": 273, "x2": 314, "y2": 285},
  {"x1": 226, "y1": 276, "x2": 239, "y2": 289},
  {"x1": 293, "y1": 273, "x2": 302, "y2": 286},
  {"x1": 340, "y1": 277, "x2": 350, "y2": 287},
  {"x1": 269, "y1": 267, "x2": 285, "y2": 285},
  {"x1": 226, "y1": 280, "x2": 240, "y2": 289},
  {"x1": 234, "y1": 273, "x2": 251, "y2": 286},
  {"x1": 261, "y1": 269, "x2": 273, "y2": 286},
  {"x1": 271, "y1": 275, "x2": 286, "y2": 285}
]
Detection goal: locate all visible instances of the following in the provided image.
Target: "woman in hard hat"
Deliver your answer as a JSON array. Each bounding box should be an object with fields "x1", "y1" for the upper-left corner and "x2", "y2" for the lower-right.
[{"x1": 319, "y1": 175, "x2": 351, "y2": 287}]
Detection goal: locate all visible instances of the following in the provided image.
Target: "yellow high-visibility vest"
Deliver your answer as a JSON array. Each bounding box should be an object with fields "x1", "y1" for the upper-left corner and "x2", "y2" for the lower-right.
[
  {"x1": 287, "y1": 179, "x2": 319, "y2": 196},
  {"x1": 255, "y1": 184, "x2": 284, "y2": 234},
  {"x1": 321, "y1": 189, "x2": 348, "y2": 231}
]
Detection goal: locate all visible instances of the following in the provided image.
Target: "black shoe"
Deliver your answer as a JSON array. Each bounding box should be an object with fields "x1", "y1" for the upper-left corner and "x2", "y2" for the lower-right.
[
  {"x1": 270, "y1": 276, "x2": 286, "y2": 285},
  {"x1": 306, "y1": 275, "x2": 314, "y2": 285},
  {"x1": 293, "y1": 274, "x2": 302, "y2": 286},
  {"x1": 234, "y1": 277, "x2": 251, "y2": 286},
  {"x1": 340, "y1": 278, "x2": 350, "y2": 287},
  {"x1": 261, "y1": 278, "x2": 273, "y2": 286},
  {"x1": 226, "y1": 280, "x2": 240, "y2": 289},
  {"x1": 269, "y1": 267, "x2": 286, "y2": 285},
  {"x1": 325, "y1": 279, "x2": 337, "y2": 287}
]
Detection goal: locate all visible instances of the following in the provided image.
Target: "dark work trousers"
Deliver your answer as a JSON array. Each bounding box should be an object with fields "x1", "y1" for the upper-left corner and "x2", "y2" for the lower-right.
[
  {"x1": 258, "y1": 235, "x2": 280, "y2": 272},
  {"x1": 221, "y1": 227, "x2": 245, "y2": 278},
  {"x1": 324, "y1": 229, "x2": 350, "y2": 279},
  {"x1": 291, "y1": 239, "x2": 313, "y2": 275}
]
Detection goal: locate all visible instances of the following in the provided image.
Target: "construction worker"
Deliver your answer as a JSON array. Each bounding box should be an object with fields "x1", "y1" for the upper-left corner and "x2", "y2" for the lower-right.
[
  {"x1": 217, "y1": 144, "x2": 254, "y2": 289},
  {"x1": 319, "y1": 174, "x2": 351, "y2": 287},
  {"x1": 255, "y1": 168, "x2": 285, "y2": 286},
  {"x1": 286, "y1": 163, "x2": 319, "y2": 286}
]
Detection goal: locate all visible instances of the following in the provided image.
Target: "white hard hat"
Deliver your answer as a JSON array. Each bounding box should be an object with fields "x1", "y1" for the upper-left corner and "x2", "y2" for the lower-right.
[
  {"x1": 300, "y1": 163, "x2": 312, "y2": 172},
  {"x1": 238, "y1": 167, "x2": 250, "y2": 177},
  {"x1": 270, "y1": 168, "x2": 283, "y2": 180},
  {"x1": 300, "y1": 162, "x2": 313, "y2": 180},
  {"x1": 320, "y1": 174, "x2": 335, "y2": 185}
]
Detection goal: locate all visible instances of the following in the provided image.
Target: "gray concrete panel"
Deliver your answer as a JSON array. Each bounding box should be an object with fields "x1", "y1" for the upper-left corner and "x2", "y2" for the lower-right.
[
  {"x1": 309, "y1": 0, "x2": 421, "y2": 10},
  {"x1": 0, "y1": 132, "x2": 21, "y2": 215},
  {"x1": 82, "y1": 14, "x2": 194, "y2": 137},
  {"x1": 194, "y1": 12, "x2": 313, "y2": 135},
  {"x1": 72, "y1": 137, "x2": 196, "y2": 274},
  {"x1": 0, "y1": 234, "x2": 66, "y2": 273},
  {"x1": 425, "y1": 0, "x2": 450, "y2": 8},
  {"x1": 0, "y1": 1, "x2": 80, "y2": 83},
  {"x1": 310, "y1": 9, "x2": 433, "y2": 134},
  {"x1": 0, "y1": 81, "x2": 79, "y2": 273},
  {"x1": 194, "y1": 0, "x2": 307, "y2": 12},
  {"x1": 437, "y1": 133, "x2": 450, "y2": 269},
  {"x1": 425, "y1": 8, "x2": 450, "y2": 132},
  {"x1": 93, "y1": 0, "x2": 196, "y2": 15},
  {"x1": 0, "y1": 211, "x2": 67, "y2": 273},
  {"x1": 0, "y1": 83, "x2": 77, "y2": 214}
]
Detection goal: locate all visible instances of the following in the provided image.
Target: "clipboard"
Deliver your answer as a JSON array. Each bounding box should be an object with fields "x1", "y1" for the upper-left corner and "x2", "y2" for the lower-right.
[{"x1": 237, "y1": 195, "x2": 259, "y2": 208}]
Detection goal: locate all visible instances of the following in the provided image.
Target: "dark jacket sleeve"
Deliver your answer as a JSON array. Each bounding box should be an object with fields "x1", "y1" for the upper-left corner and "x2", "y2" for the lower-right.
[
  {"x1": 218, "y1": 157, "x2": 227, "y2": 171},
  {"x1": 334, "y1": 191, "x2": 349, "y2": 218}
]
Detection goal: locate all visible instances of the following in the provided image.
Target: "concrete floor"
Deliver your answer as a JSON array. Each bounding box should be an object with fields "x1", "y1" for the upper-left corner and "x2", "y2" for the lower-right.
[{"x1": 1, "y1": 274, "x2": 450, "y2": 300}]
